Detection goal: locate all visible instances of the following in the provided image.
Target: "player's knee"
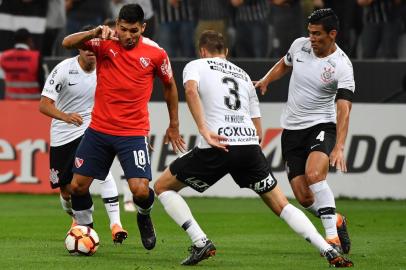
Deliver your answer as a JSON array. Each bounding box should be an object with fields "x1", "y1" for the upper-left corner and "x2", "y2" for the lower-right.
[
  {"x1": 153, "y1": 180, "x2": 166, "y2": 196},
  {"x1": 305, "y1": 169, "x2": 326, "y2": 183},
  {"x1": 70, "y1": 182, "x2": 88, "y2": 196},
  {"x1": 132, "y1": 186, "x2": 150, "y2": 200}
]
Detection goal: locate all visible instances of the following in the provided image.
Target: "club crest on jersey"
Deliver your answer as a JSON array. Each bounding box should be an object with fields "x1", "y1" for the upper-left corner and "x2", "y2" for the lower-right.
[
  {"x1": 49, "y1": 168, "x2": 59, "y2": 184},
  {"x1": 321, "y1": 66, "x2": 335, "y2": 83},
  {"x1": 139, "y1": 57, "x2": 151, "y2": 68},
  {"x1": 75, "y1": 157, "x2": 84, "y2": 168}
]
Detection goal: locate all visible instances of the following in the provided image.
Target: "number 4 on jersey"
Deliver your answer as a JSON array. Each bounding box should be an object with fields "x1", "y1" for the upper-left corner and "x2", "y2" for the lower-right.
[{"x1": 316, "y1": 131, "x2": 325, "y2": 141}]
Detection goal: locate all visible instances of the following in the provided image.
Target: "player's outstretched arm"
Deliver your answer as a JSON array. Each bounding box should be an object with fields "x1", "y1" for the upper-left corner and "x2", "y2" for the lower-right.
[
  {"x1": 254, "y1": 57, "x2": 291, "y2": 95},
  {"x1": 62, "y1": 25, "x2": 117, "y2": 50},
  {"x1": 184, "y1": 80, "x2": 229, "y2": 152},
  {"x1": 39, "y1": 96, "x2": 83, "y2": 126},
  {"x1": 163, "y1": 77, "x2": 187, "y2": 153},
  {"x1": 330, "y1": 99, "x2": 352, "y2": 172}
]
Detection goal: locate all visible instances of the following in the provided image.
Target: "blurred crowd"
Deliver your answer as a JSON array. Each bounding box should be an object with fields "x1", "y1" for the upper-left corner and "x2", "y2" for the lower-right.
[{"x1": 0, "y1": 0, "x2": 405, "y2": 60}]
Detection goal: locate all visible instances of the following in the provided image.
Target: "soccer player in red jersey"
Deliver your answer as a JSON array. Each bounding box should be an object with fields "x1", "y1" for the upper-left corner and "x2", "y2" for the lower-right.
[{"x1": 62, "y1": 4, "x2": 186, "y2": 250}]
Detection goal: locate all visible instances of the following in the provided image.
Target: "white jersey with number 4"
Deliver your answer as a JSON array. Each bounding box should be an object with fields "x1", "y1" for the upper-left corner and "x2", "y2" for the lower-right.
[
  {"x1": 41, "y1": 56, "x2": 96, "y2": 147},
  {"x1": 282, "y1": 37, "x2": 355, "y2": 130},
  {"x1": 183, "y1": 57, "x2": 261, "y2": 148}
]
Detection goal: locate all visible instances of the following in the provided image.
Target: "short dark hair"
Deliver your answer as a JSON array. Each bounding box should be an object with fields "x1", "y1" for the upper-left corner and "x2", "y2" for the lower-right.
[
  {"x1": 80, "y1": 25, "x2": 96, "y2": 32},
  {"x1": 14, "y1": 28, "x2": 31, "y2": 44},
  {"x1": 198, "y1": 30, "x2": 226, "y2": 54},
  {"x1": 308, "y1": 8, "x2": 339, "y2": 33},
  {"x1": 118, "y1": 4, "x2": 144, "y2": 23}
]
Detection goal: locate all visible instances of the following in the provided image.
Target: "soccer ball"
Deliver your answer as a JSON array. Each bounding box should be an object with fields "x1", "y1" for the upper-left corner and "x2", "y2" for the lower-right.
[{"x1": 65, "y1": 225, "x2": 99, "y2": 256}]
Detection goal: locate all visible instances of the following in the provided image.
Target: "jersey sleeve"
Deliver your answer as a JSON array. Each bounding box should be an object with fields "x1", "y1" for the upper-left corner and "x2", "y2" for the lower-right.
[
  {"x1": 156, "y1": 49, "x2": 173, "y2": 84},
  {"x1": 248, "y1": 82, "x2": 261, "y2": 118},
  {"x1": 41, "y1": 62, "x2": 67, "y2": 101},
  {"x1": 284, "y1": 37, "x2": 306, "y2": 66},
  {"x1": 83, "y1": 39, "x2": 104, "y2": 57},
  {"x1": 336, "y1": 58, "x2": 355, "y2": 93},
  {"x1": 182, "y1": 61, "x2": 200, "y2": 85}
]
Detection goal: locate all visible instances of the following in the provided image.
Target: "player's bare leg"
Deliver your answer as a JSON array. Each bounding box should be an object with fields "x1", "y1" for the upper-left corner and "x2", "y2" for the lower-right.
[
  {"x1": 299, "y1": 151, "x2": 350, "y2": 253},
  {"x1": 70, "y1": 173, "x2": 95, "y2": 227},
  {"x1": 154, "y1": 168, "x2": 216, "y2": 265},
  {"x1": 128, "y1": 178, "x2": 156, "y2": 250},
  {"x1": 260, "y1": 185, "x2": 353, "y2": 267}
]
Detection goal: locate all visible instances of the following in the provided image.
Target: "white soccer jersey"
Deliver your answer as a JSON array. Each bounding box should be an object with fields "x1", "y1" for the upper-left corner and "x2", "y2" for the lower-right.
[
  {"x1": 183, "y1": 57, "x2": 261, "y2": 148},
  {"x1": 41, "y1": 56, "x2": 96, "y2": 146},
  {"x1": 281, "y1": 37, "x2": 355, "y2": 130}
]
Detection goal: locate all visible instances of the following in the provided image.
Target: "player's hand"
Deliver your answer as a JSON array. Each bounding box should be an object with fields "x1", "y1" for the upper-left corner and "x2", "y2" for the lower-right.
[
  {"x1": 93, "y1": 25, "x2": 118, "y2": 41},
  {"x1": 330, "y1": 146, "x2": 347, "y2": 173},
  {"x1": 201, "y1": 129, "x2": 229, "y2": 152},
  {"x1": 164, "y1": 127, "x2": 187, "y2": 153},
  {"x1": 253, "y1": 79, "x2": 269, "y2": 95},
  {"x1": 64, "y1": 113, "x2": 83, "y2": 126}
]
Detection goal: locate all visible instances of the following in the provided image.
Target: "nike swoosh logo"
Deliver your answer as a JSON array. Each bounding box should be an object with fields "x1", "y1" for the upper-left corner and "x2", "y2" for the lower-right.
[
  {"x1": 296, "y1": 59, "x2": 304, "y2": 63},
  {"x1": 310, "y1": 144, "x2": 320, "y2": 150},
  {"x1": 68, "y1": 82, "x2": 78, "y2": 86}
]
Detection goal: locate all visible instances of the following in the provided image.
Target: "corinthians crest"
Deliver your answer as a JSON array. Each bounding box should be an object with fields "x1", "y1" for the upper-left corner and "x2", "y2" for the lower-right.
[{"x1": 321, "y1": 66, "x2": 335, "y2": 83}]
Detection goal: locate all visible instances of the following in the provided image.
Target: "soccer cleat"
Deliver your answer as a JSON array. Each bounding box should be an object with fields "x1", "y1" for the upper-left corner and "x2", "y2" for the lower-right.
[
  {"x1": 181, "y1": 240, "x2": 216, "y2": 266},
  {"x1": 337, "y1": 213, "x2": 351, "y2": 254},
  {"x1": 137, "y1": 213, "x2": 156, "y2": 250},
  {"x1": 324, "y1": 248, "x2": 354, "y2": 268},
  {"x1": 124, "y1": 201, "x2": 136, "y2": 212},
  {"x1": 327, "y1": 236, "x2": 343, "y2": 254},
  {"x1": 111, "y1": 224, "x2": 128, "y2": 244}
]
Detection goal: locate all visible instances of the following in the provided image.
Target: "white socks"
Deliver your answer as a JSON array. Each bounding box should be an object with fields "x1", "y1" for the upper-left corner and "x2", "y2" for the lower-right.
[
  {"x1": 280, "y1": 204, "x2": 331, "y2": 253},
  {"x1": 59, "y1": 194, "x2": 73, "y2": 217},
  {"x1": 309, "y1": 180, "x2": 338, "y2": 239},
  {"x1": 158, "y1": 190, "x2": 207, "y2": 247},
  {"x1": 98, "y1": 171, "x2": 122, "y2": 229}
]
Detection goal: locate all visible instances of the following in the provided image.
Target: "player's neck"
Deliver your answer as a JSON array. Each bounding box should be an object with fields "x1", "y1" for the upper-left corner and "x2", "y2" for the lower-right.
[
  {"x1": 78, "y1": 56, "x2": 95, "y2": 73},
  {"x1": 315, "y1": 43, "x2": 337, "y2": 58}
]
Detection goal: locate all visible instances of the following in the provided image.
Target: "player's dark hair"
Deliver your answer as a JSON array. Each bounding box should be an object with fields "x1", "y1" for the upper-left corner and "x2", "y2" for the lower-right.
[
  {"x1": 118, "y1": 4, "x2": 144, "y2": 23},
  {"x1": 14, "y1": 28, "x2": 31, "y2": 44},
  {"x1": 199, "y1": 30, "x2": 226, "y2": 54},
  {"x1": 80, "y1": 25, "x2": 96, "y2": 32},
  {"x1": 308, "y1": 8, "x2": 339, "y2": 33}
]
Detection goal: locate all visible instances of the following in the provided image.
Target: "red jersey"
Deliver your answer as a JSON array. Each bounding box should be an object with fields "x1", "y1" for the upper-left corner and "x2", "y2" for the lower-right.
[{"x1": 84, "y1": 36, "x2": 173, "y2": 136}]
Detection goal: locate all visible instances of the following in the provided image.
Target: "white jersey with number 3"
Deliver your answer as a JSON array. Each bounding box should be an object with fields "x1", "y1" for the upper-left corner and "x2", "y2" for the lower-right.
[
  {"x1": 183, "y1": 57, "x2": 261, "y2": 148},
  {"x1": 282, "y1": 37, "x2": 355, "y2": 130},
  {"x1": 41, "y1": 56, "x2": 96, "y2": 147}
]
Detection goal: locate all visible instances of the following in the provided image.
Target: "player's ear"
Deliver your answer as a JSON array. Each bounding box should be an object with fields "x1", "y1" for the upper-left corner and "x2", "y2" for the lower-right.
[
  {"x1": 225, "y1": 48, "x2": 229, "y2": 58},
  {"x1": 141, "y1": 22, "x2": 146, "y2": 34},
  {"x1": 329, "y1": 29, "x2": 337, "y2": 40}
]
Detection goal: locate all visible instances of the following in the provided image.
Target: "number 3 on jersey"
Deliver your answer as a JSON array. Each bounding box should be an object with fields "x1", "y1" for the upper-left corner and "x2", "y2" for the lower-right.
[{"x1": 223, "y1": 77, "x2": 241, "y2": 110}]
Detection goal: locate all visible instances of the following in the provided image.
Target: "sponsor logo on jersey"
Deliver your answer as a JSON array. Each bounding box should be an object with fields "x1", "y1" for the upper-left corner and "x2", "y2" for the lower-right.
[
  {"x1": 139, "y1": 57, "x2": 151, "y2": 68},
  {"x1": 160, "y1": 58, "x2": 172, "y2": 77},
  {"x1": 109, "y1": 49, "x2": 118, "y2": 57},
  {"x1": 74, "y1": 157, "x2": 84, "y2": 168},
  {"x1": 321, "y1": 66, "x2": 335, "y2": 83},
  {"x1": 69, "y1": 70, "x2": 79, "y2": 74},
  {"x1": 218, "y1": 126, "x2": 256, "y2": 137},
  {"x1": 49, "y1": 168, "x2": 59, "y2": 184},
  {"x1": 301, "y1": 46, "x2": 311, "y2": 54}
]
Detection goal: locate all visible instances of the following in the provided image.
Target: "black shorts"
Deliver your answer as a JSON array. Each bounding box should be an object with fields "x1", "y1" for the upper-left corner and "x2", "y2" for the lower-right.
[
  {"x1": 169, "y1": 145, "x2": 277, "y2": 194},
  {"x1": 49, "y1": 136, "x2": 83, "y2": 189},
  {"x1": 281, "y1": 122, "x2": 336, "y2": 181}
]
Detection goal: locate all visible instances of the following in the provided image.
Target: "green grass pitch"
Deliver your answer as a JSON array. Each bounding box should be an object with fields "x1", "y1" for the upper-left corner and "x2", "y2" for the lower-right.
[{"x1": 0, "y1": 194, "x2": 405, "y2": 270}]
